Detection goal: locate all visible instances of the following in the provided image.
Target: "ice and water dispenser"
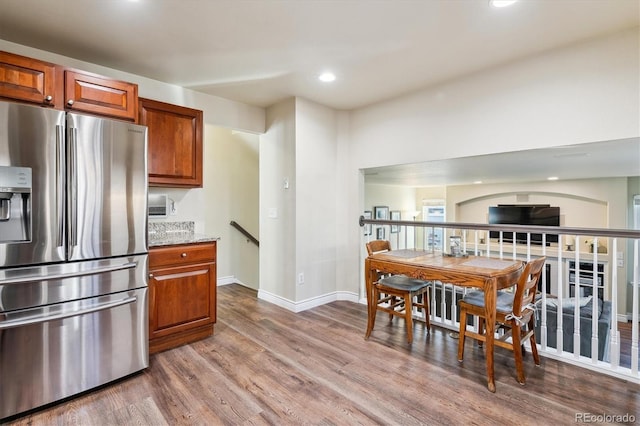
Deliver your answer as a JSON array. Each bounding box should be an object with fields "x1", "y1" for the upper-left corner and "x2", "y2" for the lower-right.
[{"x1": 0, "y1": 166, "x2": 32, "y2": 243}]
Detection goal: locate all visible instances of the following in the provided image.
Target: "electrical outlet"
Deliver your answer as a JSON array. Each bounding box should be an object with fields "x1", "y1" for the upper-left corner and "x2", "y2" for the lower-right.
[
  {"x1": 617, "y1": 252, "x2": 624, "y2": 267},
  {"x1": 298, "y1": 273, "x2": 304, "y2": 285}
]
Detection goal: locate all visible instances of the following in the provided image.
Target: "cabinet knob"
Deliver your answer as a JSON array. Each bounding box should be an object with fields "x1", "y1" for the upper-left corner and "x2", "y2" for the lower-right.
[
  {"x1": 148, "y1": 273, "x2": 154, "y2": 278},
  {"x1": 44, "y1": 95, "x2": 53, "y2": 102},
  {"x1": 67, "y1": 99, "x2": 74, "y2": 106},
  {"x1": 181, "y1": 253, "x2": 187, "y2": 258}
]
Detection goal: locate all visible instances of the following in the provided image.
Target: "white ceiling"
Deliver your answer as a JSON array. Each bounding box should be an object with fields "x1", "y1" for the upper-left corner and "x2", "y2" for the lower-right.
[
  {"x1": 0, "y1": 0, "x2": 638, "y2": 186},
  {"x1": 0, "y1": 0, "x2": 638, "y2": 110},
  {"x1": 363, "y1": 138, "x2": 640, "y2": 187}
]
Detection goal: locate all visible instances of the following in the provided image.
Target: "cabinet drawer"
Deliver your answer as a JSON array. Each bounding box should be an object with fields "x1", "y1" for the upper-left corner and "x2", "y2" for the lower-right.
[{"x1": 149, "y1": 242, "x2": 216, "y2": 269}]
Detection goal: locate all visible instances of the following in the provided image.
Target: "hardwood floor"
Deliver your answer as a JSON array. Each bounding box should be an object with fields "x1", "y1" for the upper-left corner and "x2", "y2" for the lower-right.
[
  {"x1": 4, "y1": 284, "x2": 639, "y2": 425},
  {"x1": 620, "y1": 320, "x2": 634, "y2": 368}
]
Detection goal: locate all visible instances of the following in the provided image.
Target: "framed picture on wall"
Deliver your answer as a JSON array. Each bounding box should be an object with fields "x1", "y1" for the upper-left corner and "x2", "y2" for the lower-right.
[
  {"x1": 390, "y1": 210, "x2": 401, "y2": 233},
  {"x1": 363, "y1": 210, "x2": 372, "y2": 236},
  {"x1": 373, "y1": 206, "x2": 389, "y2": 220},
  {"x1": 376, "y1": 227, "x2": 385, "y2": 240}
]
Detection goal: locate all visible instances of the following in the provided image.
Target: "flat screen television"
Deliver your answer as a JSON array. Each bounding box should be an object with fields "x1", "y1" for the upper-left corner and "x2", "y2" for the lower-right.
[{"x1": 488, "y1": 204, "x2": 559, "y2": 245}]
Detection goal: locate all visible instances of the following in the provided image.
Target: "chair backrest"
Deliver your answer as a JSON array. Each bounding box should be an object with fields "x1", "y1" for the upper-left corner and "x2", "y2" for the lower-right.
[
  {"x1": 366, "y1": 240, "x2": 391, "y2": 256},
  {"x1": 511, "y1": 257, "x2": 546, "y2": 316}
]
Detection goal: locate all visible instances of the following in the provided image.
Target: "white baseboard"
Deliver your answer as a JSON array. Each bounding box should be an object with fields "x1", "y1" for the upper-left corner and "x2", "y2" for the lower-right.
[
  {"x1": 622, "y1": 313, "x2": 640, "y2": 322},
  {"x1": 257, "y1": 289, "x2": 359, "y2": 313},
  {"x1": 219, "y1": 277, "x2": 360, "y2": 311},
  {"x1": 217, "y1": 275, "x2": 237, "y2": 286}
]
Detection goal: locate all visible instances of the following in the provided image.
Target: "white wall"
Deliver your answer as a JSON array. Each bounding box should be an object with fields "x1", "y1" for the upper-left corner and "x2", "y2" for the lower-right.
[
  {"x1": 259, "y1": 98, "x2": 353, "y2": 309},
  {"x1": 260, "y1": 99, "x2": 297, "y2": 301},
  {"x1": 448, "y1": 178, "x2": 626, "y2": 229},
  {"x1": 349, "y1": 29, "x2": 639, "y2": 170},
  {"x1": 203, "y1": 127, "x2": 259, "y2": 288},
  {"x1": 223, "y1": 130, "x2": 260, "y2": 289},
  {"x1": 342, "y1": 28, "x2": 640, "y2": 298},
  {"x1": 295, "y1": 98, "x2": 340, "y2": 301}
]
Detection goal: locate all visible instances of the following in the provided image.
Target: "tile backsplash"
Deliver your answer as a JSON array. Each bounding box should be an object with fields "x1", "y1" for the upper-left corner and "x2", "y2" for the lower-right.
[{"x1": 148, "y1": 221, "x2": 194, "y2": 239}]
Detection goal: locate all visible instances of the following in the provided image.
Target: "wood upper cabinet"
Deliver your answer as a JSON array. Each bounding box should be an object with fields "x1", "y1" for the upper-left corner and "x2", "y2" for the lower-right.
[
  {"x1": 148, "y1": 242, "x2": 217, "y2": 354},
  {"x1": 64, "y1": 69, "x2": 137, "y2": 121},
  {"x1": 0, "y1": 51, "x2": 61, "y2": 108},
  {"x1": 138, "y1": 98, "x2": 203, "y2": 188},
  {"x1": 0, "y1": 50, "x2": 138, "y2": 121}
]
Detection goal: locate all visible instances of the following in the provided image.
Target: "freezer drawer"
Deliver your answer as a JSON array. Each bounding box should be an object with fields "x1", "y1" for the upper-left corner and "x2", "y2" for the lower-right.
[
  {"x1": 0, "y1": 254, "x2": 148, "y2": 313},
  {"x1": 0, "y1": 287, "x2": 148, "y2": 419}
]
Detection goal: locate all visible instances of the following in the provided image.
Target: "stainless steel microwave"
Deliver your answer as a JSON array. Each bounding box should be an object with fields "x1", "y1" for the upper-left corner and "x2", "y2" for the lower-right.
[{"x1": 148, "y1": 194, "x2": 169, "y2": 218}]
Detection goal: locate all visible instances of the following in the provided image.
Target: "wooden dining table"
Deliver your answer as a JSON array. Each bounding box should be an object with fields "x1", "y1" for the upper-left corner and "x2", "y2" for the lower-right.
[{"x1": 364, "y1": 249, "x2": 524, "y2": 392}]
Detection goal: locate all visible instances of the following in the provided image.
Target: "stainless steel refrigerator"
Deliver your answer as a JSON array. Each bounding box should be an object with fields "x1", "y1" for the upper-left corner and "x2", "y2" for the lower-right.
[{"x1": 0, "y1": 101, "x2": 149, "y2": 419}]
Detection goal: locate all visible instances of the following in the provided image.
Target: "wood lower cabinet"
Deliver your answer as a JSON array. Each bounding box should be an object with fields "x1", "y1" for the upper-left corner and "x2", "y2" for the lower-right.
[
  {"x1": 139, "y1": 98, "x2": 203, "y2": 188},
  {"x1": 0, "y1": 50, "x2": 138, "y2": 120},
  {"x1": 149, "y1": 241, "x2": 217, "y2": 354}
]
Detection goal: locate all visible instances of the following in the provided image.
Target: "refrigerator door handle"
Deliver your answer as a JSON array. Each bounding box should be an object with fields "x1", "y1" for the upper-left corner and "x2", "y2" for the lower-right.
[
  {"x1": 0, "y1": 261, "x2": 138, "y2": 285},
  {"x1": 0, "y1": 296, "x2": 137, "y2": 330},
  {"x1": 69, "y1": 126, "x2": 78, "y2": 251},
  {"x1": 55, "y1": 124, "x2": 64, "y2": 247}
]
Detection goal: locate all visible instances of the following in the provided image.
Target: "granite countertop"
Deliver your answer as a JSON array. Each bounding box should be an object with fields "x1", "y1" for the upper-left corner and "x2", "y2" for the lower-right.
[{"x1": 148, "y1": 221, "x2": 219, "y2": 247}]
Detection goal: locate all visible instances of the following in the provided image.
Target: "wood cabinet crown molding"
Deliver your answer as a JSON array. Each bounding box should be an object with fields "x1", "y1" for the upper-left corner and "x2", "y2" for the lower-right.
[{"x1": 139, "y1": 97, "x2": 203, "y2": 188}]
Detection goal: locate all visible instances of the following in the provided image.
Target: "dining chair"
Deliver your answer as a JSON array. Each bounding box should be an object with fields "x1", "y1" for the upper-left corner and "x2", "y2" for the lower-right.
[
  {"x1": 457, "y1": 256, "x2": 546, "y2": 385},
  {"x1": 365, "y1": 240, "x2": 431, "y2": 344}
]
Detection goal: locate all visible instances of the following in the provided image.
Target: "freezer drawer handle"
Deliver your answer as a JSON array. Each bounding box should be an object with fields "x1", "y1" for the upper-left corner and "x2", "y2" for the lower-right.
[
  {"x1": 0, "y1": 296, "x2": 137, "y2": 330},
  {"x1": 0, "y1": 261, "x2": 138, "y2": 285}
]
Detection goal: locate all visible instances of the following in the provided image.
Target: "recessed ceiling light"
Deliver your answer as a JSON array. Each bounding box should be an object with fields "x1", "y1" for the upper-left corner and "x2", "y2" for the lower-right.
[
  {"x1": 547, "y1": 176, "x2": 559, "y2": 181},
  {"x1": 318, "y1": 72, "x2": 336, "y2": 82},
  {"x1": 490, "y1": 0, "x2": 518, "y2": 7}
]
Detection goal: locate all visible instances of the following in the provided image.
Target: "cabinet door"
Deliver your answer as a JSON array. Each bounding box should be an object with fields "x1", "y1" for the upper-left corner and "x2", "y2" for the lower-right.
[
  {"x1": 149, "y1": 263, "x2": 216, "y2": 339},
  {"x1": 139, "y1": 98, "x2": 203, "y2": 188},
  {"x1": 0, "y1": 51, "x2": 60, "y2": 108},
  {"x1": 65, "y1": 69, "x2": 138, "y2": 121}
]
